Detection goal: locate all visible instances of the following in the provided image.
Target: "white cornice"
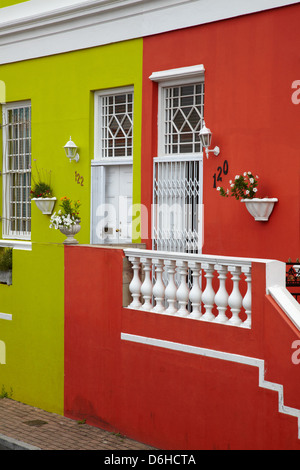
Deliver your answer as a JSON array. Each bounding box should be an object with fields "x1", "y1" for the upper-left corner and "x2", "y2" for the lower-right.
[{"x1": 0, "y1": 0, "x2": 299, "y2": 64}]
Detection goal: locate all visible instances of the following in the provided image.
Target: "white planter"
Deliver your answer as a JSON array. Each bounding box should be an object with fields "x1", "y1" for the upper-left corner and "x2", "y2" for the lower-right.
[
  {"x1": 59, "y1": 223, "x2": 81, "y2": 245},
  {"x1": 240, "y1": 198, "x2": 278, "y2": 221},
  {"x1": 32, "y1": 197, "x2": 56, "y2": 215}
]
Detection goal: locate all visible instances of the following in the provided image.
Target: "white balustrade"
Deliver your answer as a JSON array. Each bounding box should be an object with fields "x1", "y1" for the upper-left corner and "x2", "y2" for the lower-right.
[
  {"x1": 164, "y1": 259, "x2": 178, "y2": 315},
  {"x1": 241, "y1": 266, "x2": 252, "y2": 328},
  {"x1": 228, "y1": 266, "x2": 243, "y2": 326},
  {"x1": 188, "y1": 261, "x2": 202, "y2": 319},
  {"x1": 140, "y1": 257, "x2": 153, "y2": 311},
  {"x1": 214, "y1": 264, "x2": 229, "y2": 324},
  {"x1": 151, "y1": 258, "x2": 165, "y2": 313},
  {"x1": 128, "y1": 256, "x2": 142, "y2": 309},
  {"x1": 124, "y1": 249, "x2": 253, "y2": 328},
  {"x1": 201, "y1": 263, "x2": 216, "y2": 322},
  {"x1": 176, "y1": 260, "x2": 190, "y2": 317}
]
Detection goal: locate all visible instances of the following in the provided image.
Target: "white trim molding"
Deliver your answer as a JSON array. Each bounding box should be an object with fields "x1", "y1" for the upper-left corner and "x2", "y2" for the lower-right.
[
  {"x1": 268, "y1": 285, "x2": 300, "y2": 331},
  {"x1": 149, "y1": 64, "x2": 205, "y2": 84},
  {"x1": 0, "y1": 240, "x2": 32, "y2": 251},
  {"x1": 0, "y1": 0, "x2": 299, "y2": 64},
  {"x1": 121, "y1": 333, "x2": 300, "y2": 439},
  {"x1": 0, "y1": 313, "x2": 12, "y2": 321}
]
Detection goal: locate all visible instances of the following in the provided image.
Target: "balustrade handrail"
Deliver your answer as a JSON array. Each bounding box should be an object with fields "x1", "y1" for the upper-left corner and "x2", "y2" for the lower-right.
[
  {"x1": 124, "y1": 248, "x2": 280, "y2": 268},
  {"x1": 123, "y1": 248, "x2": 286, "y2": 329}
]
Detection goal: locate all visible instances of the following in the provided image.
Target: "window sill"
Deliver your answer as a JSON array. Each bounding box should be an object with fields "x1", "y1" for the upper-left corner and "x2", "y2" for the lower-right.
[{"x1": 0, "y1": 240, "x2": 32, "y2": 251}]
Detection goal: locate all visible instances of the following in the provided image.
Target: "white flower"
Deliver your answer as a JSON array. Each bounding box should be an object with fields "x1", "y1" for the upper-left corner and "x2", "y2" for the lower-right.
[
  {"x1": 253, "y1": 188, "x2": 257, "y2": 192},
  {"x1": 217, "y1": 187, "x2": 220, "y2": 191},
  {"x1": 243, "y1": 172, "x2": 247, "y2": 176},
  {"x1": 250, "y1": 178, "x2": 254, "y2": 183},
  {"x1": 229, "y1": 180, "x2": 232, "y2": 184},
  {"x1": 235, "y1": 175, "x2": 239, "y2": 180},
  {"x1": 230, "y1": 183, "x2": 234, "y2": 187},
  {"x1": 248, "y1": 171, "x2": 251, "y2": 175},
  {"x1": 245, "y1": 190, "x2": 249, "y2": 194}
]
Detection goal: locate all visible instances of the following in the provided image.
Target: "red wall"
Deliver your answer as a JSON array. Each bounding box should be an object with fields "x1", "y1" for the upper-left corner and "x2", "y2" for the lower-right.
[
  {"x1": 141, "y1": 4, "x2": 300, "y2": 261},
  {"x1": 64, "y1": 246, "x2": 300, "y2": 450}
]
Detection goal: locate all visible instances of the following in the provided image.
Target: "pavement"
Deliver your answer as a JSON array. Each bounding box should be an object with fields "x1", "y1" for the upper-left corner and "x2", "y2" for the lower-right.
[{"x1": 0, "y1": 398, "x2": 156, "y2": 451}]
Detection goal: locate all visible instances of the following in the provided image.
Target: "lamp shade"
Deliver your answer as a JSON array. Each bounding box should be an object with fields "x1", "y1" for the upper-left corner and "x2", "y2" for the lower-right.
[
  {"x1": 199, "y1": 121, "x2": 212, "y2": 148},
  {"x1": 64, "y1": 137, "x2": 78, "y2": 160}
]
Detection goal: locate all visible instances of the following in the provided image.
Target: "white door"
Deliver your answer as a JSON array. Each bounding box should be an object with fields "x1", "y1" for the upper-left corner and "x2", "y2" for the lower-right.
[{"x1": 91, "y1": 164, "x2": 133, "y2": 244}]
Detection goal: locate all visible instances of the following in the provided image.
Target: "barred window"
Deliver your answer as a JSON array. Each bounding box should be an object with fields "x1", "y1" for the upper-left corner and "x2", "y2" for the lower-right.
[
  {"x1": 2, "y1": 102, "x2": 31, "y2": 239},
  {"x1": 162, "y1": 83, "x2": 204, "y2": 155},
  {"x1": 96, "y1": 89, "x2": 133, "y2": 159}
]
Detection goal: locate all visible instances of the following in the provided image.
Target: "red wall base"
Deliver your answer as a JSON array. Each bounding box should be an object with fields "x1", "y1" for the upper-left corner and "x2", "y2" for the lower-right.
[{"x1": 64, "y1": 246, "x2": 300, "y2": 450}]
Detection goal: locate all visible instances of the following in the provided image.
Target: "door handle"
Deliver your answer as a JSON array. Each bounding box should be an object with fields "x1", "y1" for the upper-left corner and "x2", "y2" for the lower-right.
[{"x1": 116, "y1": 229, "x2": 120, "y2": 232}]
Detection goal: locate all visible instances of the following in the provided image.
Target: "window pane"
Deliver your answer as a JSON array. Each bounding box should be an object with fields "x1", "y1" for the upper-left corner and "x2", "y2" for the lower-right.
[
  {"x1": 164, "y1": 83, "x2": 204, "y2": 155},
  {"x1": 2, "y1": 103, "x2": 31, "y2": 238},
  {"x1": 100, "y1": 92, "x2": 133, "y2": 158}
]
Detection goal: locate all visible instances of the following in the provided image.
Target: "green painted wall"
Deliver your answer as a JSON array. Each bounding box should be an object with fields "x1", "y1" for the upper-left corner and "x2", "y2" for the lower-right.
[
  {"x1": 0, "y1": 39, "x2": 143, "y2": 414},
  {"x1": 0, "y1": 0, "x2": 29, "y2": 7}
]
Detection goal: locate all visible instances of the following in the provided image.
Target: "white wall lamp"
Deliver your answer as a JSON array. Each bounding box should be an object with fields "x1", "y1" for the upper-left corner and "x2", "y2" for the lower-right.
[
  {"x1": 64, "y1": 137, "x2": 79, "y2": 163},
  {"x1": 199, "y1": 121, "x2": 220, "y2": 159}
]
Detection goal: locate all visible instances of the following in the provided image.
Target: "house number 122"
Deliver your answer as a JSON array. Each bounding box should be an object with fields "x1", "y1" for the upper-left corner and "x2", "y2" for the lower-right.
[
  {"x1": 213, "y1": 160, "x2": 229, "y2": 188},
  {"x1": 75, "y1": 171, "x2": 84, "y2": 186}
]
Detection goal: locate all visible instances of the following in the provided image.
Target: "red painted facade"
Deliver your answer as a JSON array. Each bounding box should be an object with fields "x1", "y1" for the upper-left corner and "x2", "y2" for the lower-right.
[
  {"x1": 64, "y1": 246, "x2": 300, "y2": 449},
  {"x1": 64, "y1": 5, "x2": 300, "y2": 450},
  {"x1": 141, "y1": 4, "x2": 300, "y2": 261}
]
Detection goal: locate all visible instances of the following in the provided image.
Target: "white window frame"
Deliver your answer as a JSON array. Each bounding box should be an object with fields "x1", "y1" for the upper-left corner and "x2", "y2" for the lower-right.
[
  {"x1": 150, "y1": 65, "x2": 205, "y2": 254},
  {"x1": 2, "y1": 100, "x2": 31, "y2": 241},
  {"x1": 93, "y1": 86, "x2": 134, "y2": 165},
  {"x1": 91, "y1": 86, "x2": 134, "y2": 244}
]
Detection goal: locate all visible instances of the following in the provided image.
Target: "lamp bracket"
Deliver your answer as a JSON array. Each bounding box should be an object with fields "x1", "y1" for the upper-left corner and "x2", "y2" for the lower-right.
[{"x1": 205, "y1": 146, "x2": 220, "y2": 159}]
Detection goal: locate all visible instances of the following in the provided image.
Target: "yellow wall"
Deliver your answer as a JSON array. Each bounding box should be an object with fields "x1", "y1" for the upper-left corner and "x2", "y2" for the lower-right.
[
  {"x1": 0, "y1": 0, "x2": 29, "y2": 7},
  {"x1": 0, "y1": 39, "x2": 143, "y2": 414}
]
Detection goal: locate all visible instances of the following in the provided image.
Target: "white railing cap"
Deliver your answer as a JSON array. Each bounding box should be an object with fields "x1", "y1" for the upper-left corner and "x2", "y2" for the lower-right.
[{"x1": 123, "y1": 248, "x2": 286, "y2": 292}]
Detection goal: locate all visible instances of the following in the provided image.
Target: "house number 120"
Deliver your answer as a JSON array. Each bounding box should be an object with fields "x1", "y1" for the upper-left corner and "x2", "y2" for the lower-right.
[{"x1": 213, "y1": 160, "x2": 228, "y2": 188}]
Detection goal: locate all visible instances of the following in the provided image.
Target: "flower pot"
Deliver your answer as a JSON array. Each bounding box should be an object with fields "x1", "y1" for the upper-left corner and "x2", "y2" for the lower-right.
[
  {"x1": 32, "y1": 197, "x2": 56, "y2": 215},
  {"x1": 240, "y1": 198, "x2": 278, "y2": 221},
  {"x1": 58, "y1": 223, "x2": 81, "y2": 244}
]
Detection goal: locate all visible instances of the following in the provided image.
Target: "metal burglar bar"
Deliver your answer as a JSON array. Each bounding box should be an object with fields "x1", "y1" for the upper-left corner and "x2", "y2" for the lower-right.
[
  {"x1": 153, "y1": 158, "x2": 202, "y2": 254},
  {"x1": 2, "y1": 103, "x2": 31, "y2": 239}
]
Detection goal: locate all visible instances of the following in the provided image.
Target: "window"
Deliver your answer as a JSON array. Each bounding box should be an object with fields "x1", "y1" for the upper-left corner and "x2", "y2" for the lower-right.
[
  {"x1": 91, "y1": 87, "x2": 134, "y2": 244},
  {"x1": 150, "y1": 65, "x2": 205, "y2": 253},
  {"x1": 94, "y1": 88, "x2": 133, "y2": 160},
  {"x1": 2, "y1": 101, "x2": 31, "y2": 239},
  {"x1": 162, "y1": 83, "x2": 204, "y2": 155}
]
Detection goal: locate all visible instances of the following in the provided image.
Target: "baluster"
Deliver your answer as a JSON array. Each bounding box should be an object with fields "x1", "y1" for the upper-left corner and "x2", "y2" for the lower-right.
[
  {"x1": 214, "y1": 264, "x2": 229, "y2": 324},
  {"x1": 228, "y1": 266, "x2": 243, "y2": 326},
  {"x1": 140, "y1": 257, "x2": 153, "y2": 311},
  {"x1": 241, "y1": 266, "x2": 252, "y2": 328},
  {"x1": 164, "y1": 259, "x2": 178, "y2": 315},
  {"x1": 188, "y1": 261, "x2": 202, "y2": 319},
  {"x1": 128, "y1": 256, "x2": 142, "y2": 309},
  {"x1": 176, "y1": 260, "x2": 190, "y2": 317},
  {"x1": 201, "y1": 263, "x2": 215, "y2": 321},
  {"x1": 152, "y1": 258, "x2": 165, "y2": 313}
]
